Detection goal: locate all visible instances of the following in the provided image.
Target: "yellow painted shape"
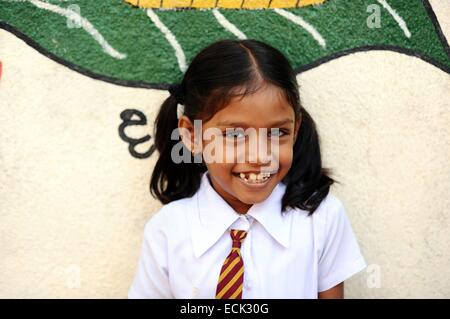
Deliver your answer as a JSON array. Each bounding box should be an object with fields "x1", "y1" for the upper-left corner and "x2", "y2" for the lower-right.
[
  {"x1": 163, "y1": 0, "x2": 193, "y2": 8},
  {"x1": 192, "y1": 0, "x2": 217, "y2": 8},
  {"x1": 242, "y1": 0, "x2": 271, "y2": 9},
  {"x1": 216, "y1": 0, "x2": 243, "y2": 9},
  {"x1": 138, "y1": 0, "x2": 162, "y2": 7},
  {"x1": 269, "y1": 0, "x2": 298, "y2": 8},
  {"x1": 124, "y1": 0, "x2": 326, "y2": 9},
  {"x1": 301, "y1": 0, "x2": 326, "y2": 6}
]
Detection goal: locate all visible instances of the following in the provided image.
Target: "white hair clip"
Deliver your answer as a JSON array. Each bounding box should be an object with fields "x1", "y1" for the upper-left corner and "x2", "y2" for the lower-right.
[{"x1": 177, "y1": 103, "x2": 185, "y2": 120}]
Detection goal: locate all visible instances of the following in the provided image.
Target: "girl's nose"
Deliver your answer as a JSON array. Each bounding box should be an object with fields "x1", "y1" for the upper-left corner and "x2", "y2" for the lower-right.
[
  {"x1": 248, "y1": 137, "x2": 277, "y2": 165},
  {"x1": 253, "y1": 149, "x2": 272, "y2": 165}
]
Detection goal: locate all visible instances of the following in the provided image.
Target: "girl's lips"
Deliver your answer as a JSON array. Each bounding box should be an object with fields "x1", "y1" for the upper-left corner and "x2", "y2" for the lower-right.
[
  {"x1": 232, "y1": 170, "x2": 278, "y2": 175},
  {"x1": 232, "y1": 172, "x2": 276, "y2": 189}
]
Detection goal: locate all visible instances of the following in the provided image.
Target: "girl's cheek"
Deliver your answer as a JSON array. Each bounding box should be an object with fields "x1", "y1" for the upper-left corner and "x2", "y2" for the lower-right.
[
  {"x1": 202, "y1": 137, "x2": 227, "y2": 164},
  {"x1": 278, "y1": 144, "x2": 294, "y2": 166}
]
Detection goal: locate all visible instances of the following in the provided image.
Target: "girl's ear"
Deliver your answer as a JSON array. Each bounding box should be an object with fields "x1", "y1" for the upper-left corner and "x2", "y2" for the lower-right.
[
  {"x1": 178, "y1": 115, "x2": 203, "y2": 154},
  {"x1": 294, "y1": 117, "x2": 302, "y2": 142},
  {"x1": 178, "y1": 115, "x2": 195, "y2": 153}
]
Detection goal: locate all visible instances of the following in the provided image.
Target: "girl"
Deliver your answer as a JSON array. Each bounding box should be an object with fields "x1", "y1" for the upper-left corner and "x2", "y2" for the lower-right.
[{"x1": 128, "y1": 39, "x2": 366, "y2": 299}]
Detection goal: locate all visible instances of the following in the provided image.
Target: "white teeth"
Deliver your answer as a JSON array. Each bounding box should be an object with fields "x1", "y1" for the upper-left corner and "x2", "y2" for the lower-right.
[{"x1": 237, "y1": 172, "x2": 272, "y2": 183}]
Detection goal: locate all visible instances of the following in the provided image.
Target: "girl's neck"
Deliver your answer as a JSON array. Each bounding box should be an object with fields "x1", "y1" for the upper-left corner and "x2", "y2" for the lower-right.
[{"x1": 206, "y1": 173, "x2": 252, "y2": 214}]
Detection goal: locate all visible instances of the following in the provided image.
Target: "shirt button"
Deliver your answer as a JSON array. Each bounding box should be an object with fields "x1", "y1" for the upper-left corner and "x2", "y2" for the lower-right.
[
  {"x1": 245, "y1": 280, "x2": 253, "y2": 290},
  {"x1": 192, "y1": 287, "x2": 200, "y2": 297}
]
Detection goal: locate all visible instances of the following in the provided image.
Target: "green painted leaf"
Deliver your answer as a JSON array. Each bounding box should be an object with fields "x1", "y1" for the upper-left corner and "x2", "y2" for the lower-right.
[{"x1": 1, "y1": 0, "x2": 449, "y2": 88}]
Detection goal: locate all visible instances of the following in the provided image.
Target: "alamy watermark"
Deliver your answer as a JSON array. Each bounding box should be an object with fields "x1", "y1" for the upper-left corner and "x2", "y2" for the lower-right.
[{"x1": 171, "y1": 120, "x2": 281, "y2": 173}]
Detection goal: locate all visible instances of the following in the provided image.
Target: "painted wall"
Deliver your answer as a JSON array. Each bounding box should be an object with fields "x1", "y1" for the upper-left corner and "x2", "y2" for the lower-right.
[{"x1": 0, "y1": 0, "x2": 449, "y2": 298}]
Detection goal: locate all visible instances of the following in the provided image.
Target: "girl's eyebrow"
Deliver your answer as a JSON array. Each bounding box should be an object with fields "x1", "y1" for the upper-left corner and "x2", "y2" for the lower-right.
[{"x1": 216, "y1": 119, "x2": 294, "y2": 127}]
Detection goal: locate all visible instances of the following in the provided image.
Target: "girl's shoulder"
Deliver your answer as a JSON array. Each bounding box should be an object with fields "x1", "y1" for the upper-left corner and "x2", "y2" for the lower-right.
[
  {"x1": 311, "y1": 192, "x2": 346, "y2": 216},
  {"x1": 287, "y1": 192, "x2": 350, "y2": 235},
  {"x1": 287, "y1": 191, "x2": 346, "y2": 219},
  {"x1": 321, "y1": 192, "x2": 346, "y2": 214},
  {"x1": 142, "y1": 195, "x2": 196, "y2": 237},
  {"x1": 308, "y1": 192, "x2": 356, "y2": 243}
]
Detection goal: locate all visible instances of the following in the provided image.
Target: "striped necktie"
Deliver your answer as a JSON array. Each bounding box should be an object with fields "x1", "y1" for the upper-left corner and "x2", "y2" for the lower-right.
[{"x1": 215, "y1": 229, "x2": 248, "y2": 299}]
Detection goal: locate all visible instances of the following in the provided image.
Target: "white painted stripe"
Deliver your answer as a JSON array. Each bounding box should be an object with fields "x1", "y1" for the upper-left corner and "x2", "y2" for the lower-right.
[
  {"x1": 147, "y1": 9, "x2": 187, "y2": 73},
  {"x1": 377, "y1": 0, "x2": 411, "y2": 38},
  {"x1": 28, "y1": 0, "x2": 127, "y2": 59},
  {"x1": 273, "y1": 8, "x2": 326, "y2": 48},
  {"x1": 212, "y1": 9, "x2": 247, "y2": 40}
]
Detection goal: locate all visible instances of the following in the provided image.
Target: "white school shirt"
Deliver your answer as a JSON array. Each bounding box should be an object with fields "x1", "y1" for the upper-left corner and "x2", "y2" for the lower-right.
[{"x1": 128, "y1": 171, "x2": 367, "y2": 299}]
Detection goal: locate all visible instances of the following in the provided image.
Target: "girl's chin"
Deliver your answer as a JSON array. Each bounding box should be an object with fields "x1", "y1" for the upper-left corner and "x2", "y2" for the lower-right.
[{"x1": 233, "y1": 191, "x2": 272, "y2": 207}]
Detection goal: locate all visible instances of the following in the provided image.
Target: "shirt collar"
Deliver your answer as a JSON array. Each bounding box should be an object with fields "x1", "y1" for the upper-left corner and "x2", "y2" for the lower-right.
[{"x1": 190, "y1": 171, "x2": 292, "y2": 258}]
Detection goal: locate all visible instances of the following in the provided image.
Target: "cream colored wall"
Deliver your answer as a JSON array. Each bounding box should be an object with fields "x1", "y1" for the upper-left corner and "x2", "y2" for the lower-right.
[
  {"x1": 0, "y1": 1, "x2": 449, "y2": 298},
  {"x1": 299, "y1": 51, "x2": 450, "y2": 298}
]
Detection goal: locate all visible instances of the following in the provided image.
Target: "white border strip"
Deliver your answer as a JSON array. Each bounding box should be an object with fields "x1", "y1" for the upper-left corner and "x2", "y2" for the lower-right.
[
  {"x1": 28, "y1": 0, "x2": 127, "y2": 60},
  {"x1": 377, "y1": 0, "x2": 411, "y2": 38},
  {"x1": 273, "y1": 8, "x2": 326, "y2": 48},
  {"x1": 147, "y1": 9, "x2": 187, "y2": 73},
  {"x1": 212, "y1": 9, "x2": 247, "y2": 40}
]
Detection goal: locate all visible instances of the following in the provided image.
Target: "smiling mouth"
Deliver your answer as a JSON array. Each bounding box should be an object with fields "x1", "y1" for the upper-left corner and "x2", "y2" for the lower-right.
[{"x1": 232, "y1": 171, "x2": 277, "y2": 184}]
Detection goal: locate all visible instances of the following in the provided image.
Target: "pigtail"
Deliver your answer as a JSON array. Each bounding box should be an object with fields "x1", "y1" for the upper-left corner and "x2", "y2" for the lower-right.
[
  {"x1": 150, "y1": 92, "x2": 206, "y2": 204},
  {"x1": 281, "y1": 107, "x2": 335, "y2": 215}
]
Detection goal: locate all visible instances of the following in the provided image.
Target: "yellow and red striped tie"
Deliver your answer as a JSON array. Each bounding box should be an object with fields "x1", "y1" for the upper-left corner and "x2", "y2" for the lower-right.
[{"x1": 215, "y1": 229, "x2": 248, "y2": 299}]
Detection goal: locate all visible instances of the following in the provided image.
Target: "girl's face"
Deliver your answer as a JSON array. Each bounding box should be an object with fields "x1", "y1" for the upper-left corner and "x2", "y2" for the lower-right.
[{"x1": 180, "y1": 83, "x2": 300, "y2": 214}]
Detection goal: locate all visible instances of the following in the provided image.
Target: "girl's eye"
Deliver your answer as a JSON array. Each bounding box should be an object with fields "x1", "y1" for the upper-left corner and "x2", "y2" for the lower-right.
[
  {"x1": 224, "y1": 130, "x2": 246, "y2": 139},
  {"x1": 269, "y1": 129, "x2": 287, "y2": 137}
]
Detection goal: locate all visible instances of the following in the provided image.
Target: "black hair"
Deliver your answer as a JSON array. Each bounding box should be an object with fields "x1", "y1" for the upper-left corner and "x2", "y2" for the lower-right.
[{"x1": 150, "y1": 39, "x2": 335, "y2": 215}]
